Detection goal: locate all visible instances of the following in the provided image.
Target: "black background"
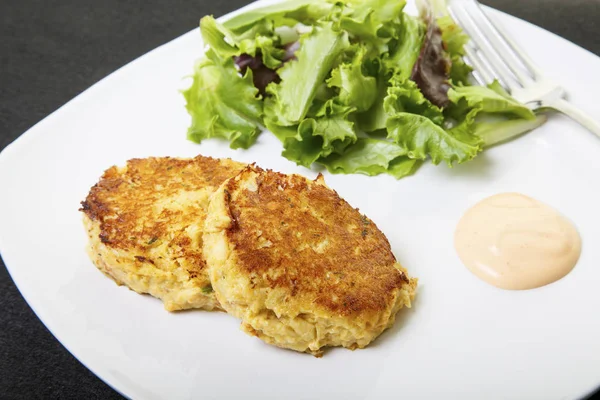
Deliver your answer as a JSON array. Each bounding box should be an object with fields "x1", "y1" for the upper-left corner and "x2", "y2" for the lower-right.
[{"x1": 1, "y1": 0, "x2": 599, "y2": 398}]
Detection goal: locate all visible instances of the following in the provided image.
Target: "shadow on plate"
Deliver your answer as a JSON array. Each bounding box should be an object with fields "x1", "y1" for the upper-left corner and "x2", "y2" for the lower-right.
[{"x1": 434, "y1": 152, "x2": 494, "y2": 181}]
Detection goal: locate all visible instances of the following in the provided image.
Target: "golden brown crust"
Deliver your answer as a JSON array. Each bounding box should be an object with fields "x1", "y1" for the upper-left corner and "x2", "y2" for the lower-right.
[
  {"x1": 80, "y1": 155, "x2": 245, "y2": 310},
  {"x1": 222, "y1": 166, "x2": 410, "y2": 316},
  {"x1": 82, "y1": 156, "x2": 243, "y2": 248}
]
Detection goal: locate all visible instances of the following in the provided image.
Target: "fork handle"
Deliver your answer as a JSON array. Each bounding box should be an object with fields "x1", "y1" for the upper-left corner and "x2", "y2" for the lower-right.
[{"x1": 550, "y1": 98, "x2": 600, "y2": 138}]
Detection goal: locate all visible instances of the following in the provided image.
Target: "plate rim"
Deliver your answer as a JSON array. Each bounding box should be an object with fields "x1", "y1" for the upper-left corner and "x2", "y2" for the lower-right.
[{"x1": 1, "y1": 2, "x2": 600, "y2": 399}]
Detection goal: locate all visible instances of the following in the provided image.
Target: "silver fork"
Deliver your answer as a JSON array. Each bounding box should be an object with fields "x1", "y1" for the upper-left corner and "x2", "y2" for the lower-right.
[{"x1": 446, "y1": 0, "x2": 600, "y2": 138}]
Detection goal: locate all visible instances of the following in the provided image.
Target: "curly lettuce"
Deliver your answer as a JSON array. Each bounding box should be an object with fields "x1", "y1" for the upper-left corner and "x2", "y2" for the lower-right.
[
  {"x1": 183, "y1": 50, "x2": 263, "y2": 149},
  {"x1": 182, "y1": 0, "x2": 544, "y2": 179}
]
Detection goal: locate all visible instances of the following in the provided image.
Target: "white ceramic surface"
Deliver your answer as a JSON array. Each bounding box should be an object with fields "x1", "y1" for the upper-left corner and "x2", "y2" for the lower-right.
[{"x1": 1, "y1": 1, "x2": 600, "y2": 399}]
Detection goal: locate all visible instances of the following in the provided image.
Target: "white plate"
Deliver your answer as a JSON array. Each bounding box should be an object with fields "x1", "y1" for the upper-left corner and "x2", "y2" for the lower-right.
[{"x1": 1, "y1": 1, "x2": 600, "y2": 399}]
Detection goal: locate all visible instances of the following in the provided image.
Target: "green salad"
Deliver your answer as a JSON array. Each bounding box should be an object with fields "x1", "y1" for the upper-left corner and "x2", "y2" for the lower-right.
[{"x1": 183, "y1": 0, "x2": 544, "y2": 179}]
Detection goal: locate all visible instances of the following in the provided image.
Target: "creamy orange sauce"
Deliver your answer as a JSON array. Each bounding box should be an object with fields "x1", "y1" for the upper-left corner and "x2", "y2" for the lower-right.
[{"x1": 454, "y1": 193, "x2": 581, "y2": 290}]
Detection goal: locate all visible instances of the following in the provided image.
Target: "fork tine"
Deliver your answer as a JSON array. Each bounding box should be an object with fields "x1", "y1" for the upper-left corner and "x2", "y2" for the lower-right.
[
  {"x1": 462, "y1": 45, "x2": 496, "y2": 85},
  {"x1": 465, "y1": 1, "x2": 534, "y2": 84},
  {"x1": 471, "y1": 0, "x2": 544, "y2": 79},
  {"x1": 466, "y1": 66, "x2": 488, "y2": 86},
  {"x1": 448, "y1": 3, "x2": 522, "y2": 92},
  {"x1": 446, "y1": 6, "x2": 496, "y2": 86}
]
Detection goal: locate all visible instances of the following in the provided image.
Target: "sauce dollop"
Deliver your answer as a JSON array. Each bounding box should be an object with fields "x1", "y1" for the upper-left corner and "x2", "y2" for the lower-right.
[{"x1": 454, "y1": 193, "x2": 581, "y2": 290}]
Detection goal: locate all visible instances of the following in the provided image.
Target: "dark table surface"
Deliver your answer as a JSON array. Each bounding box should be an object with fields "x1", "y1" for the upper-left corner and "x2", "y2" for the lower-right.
[{"x1": 1, "y1": 0, "x2": 599, "y2": 398}]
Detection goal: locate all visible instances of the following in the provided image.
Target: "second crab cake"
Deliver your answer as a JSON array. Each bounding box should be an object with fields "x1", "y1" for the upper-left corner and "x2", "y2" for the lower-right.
[
  {"x1": 80, "y1": 155, "x2": 245, "y2": 311},
  {"x1": 203, "y1": 166, "x2": 417, "y2": 356}
]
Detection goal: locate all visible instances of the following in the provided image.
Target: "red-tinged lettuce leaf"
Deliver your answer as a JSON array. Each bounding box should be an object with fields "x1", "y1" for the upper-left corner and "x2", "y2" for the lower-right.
[
  {"x1": 203, "y1": 12, "x2": 304, "y2": 96},
  {"x1": 410, "y1": 15, "x2": 451, "y2": 107},
  {"x1": 234, "y1": 41, "x2": 301, "y2": 95},
  {"x1": 437, "y1": 15, "x2": 472, "y2": 85},
  {"x1": 234, "y1": 54, "x2": 281, "y2": 95}
]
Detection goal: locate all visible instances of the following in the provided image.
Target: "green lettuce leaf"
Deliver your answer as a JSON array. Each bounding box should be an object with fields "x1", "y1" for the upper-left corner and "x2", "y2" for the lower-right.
[
  {"x1": 355, "y1": 75, "x2": 389, "y2": 132},
  {"x1": 263, "y1": 98, "x2": 298, "y2": 141},
  {"x1": 358, "y1": 74, "x2": 441, "y2": 133},
  {"x1": 387, "y1": 155, "x2": 423, "y2": 178},
  {"x1": 200, "y1": 16, "x2": 284, "y2": 68},
  {"x1": 386, "y1": 112, "x2": 481, "y2": 165},
  {"x1": 384, "y1": 14, "x2": 425, "y2": 78},
  {"x1": 223, "y1": 0, "x2": 334, "y2": 32},
  {"x1": 266, "y1": 23, "x2": 350, "y2": 125},
  {"x1": 448, "y1": 82, "x2": 536, "y2": 120},
  {"x1": 183, "y1": 50, "x2": 263, "y2": 149},
  {"x1": 280, "y1": 126, "x2": 324, "y2": 168},
  {"x1": 200, "y1": 16, "x2": 241, "y2": 58},
  {"x1": 447, "y1": 57, "x2": 472, "y2": 86},
  {"x1": 327, "y1": 45, "x2": 377, "y2": 112},
  {"x1": 384, "y1": 77, "x2": 444, "y2": 124},
  {"x1": 302, "y1": 105, "x2": 357, "y2": 152},
  {"x1": 437, "y1": 16, "x2": 469, "y2": 56},
  {"x1": 477, "y1": 114, "x2": 548, "y2": 146},
  {"x1": 276, "y1": 100, "x2": 358, "y2": 167},
  {"x1": 381, "y1": 76, "x2": 483, "y2": 165},
  {"x1": 320, "y1": 138, "x2": 421, "y2": 179},
  {"x1": 339, "y1": 0, "x2": 406, "y2": 49}
]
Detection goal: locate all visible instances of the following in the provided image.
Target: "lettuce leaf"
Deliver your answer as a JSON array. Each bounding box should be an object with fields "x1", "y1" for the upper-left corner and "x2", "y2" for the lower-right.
[
  {"x1": 266, "y1": 23, "x2": 349, "y2": 125},
  {"x1": 384, "y1": 14, "x2": 425, "y2": 78},
  {"x1": 273, "y1": 99, "x2": 357, "y2": 167},
  {"x1": 320, "y1": 138, "x2": 421, "y2": 179},
  {"x1": 327, "y1": 45, "x2": 378, "y2": 112},
  {"x1": 339, "y1": 0, "x2": 406, "y2": 50},
  {"x1": 201, "y1": 16, "x2": 285, "y2": 68},
  {"x1": 384, "y1": 77, "x2": 444, "y2": 124},
  {"x1": 239, "y1": 36, "x2": 286, "y2": 70},
  {"x1": 437, "y1": 15, "x2": 472, "y2": 85},
  {"x1": 223, "y1": 0, "x2": 334, "y2": 32},
  {"x1": 448, "y1": 82, "x2": 536, "y2": 120},
  {"x1": 409, "y1": 15, "x2": 451, "y2": 107},
  {"x1": 386, "y1": 112, "x2": 481, "y2": 165},
  {"x1": 355, "y1": 75, "x2": 389, "y2": 132},
  {"x1": 282, "y1": 117, "x2": 356, "y2": 167},
  {"x1": 280, "y1": 126, "x2": 324, "y2": 168},
  {"x1": 382, "y1": 80, "x2": 537, "y2": 166},
  {"x1": 183, "y1": 50, "x2": 263, "y2": 149},
  {"x1": 360, "y1": 14, "x2": 431, "y2": 133},
  {"x1": 384, "y1": 78, "x2": 481, "y2": 165},
  {"x1": 477, "y1": 114, "x2": 548, "y2": 146},
  {"x1": 200, "y1": 16, "x2": 240, "y2": 58},
  {"x1": 183, "y1": 0, "x2": 545, "y2": 179}
]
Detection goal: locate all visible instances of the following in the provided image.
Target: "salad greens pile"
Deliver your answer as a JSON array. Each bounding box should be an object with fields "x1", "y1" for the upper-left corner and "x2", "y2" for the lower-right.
[{"x1": 183, "y1": 0, "x2": 544, "y2": 179}]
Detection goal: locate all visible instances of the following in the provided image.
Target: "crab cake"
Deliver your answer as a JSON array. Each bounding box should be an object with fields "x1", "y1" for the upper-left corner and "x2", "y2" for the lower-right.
[
  {"x1": 80, "y1": 155, "x2": 245, "y2": 311},
  {"x1": 203, "y1": 166, "x2": 417, "y2": 356}
]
